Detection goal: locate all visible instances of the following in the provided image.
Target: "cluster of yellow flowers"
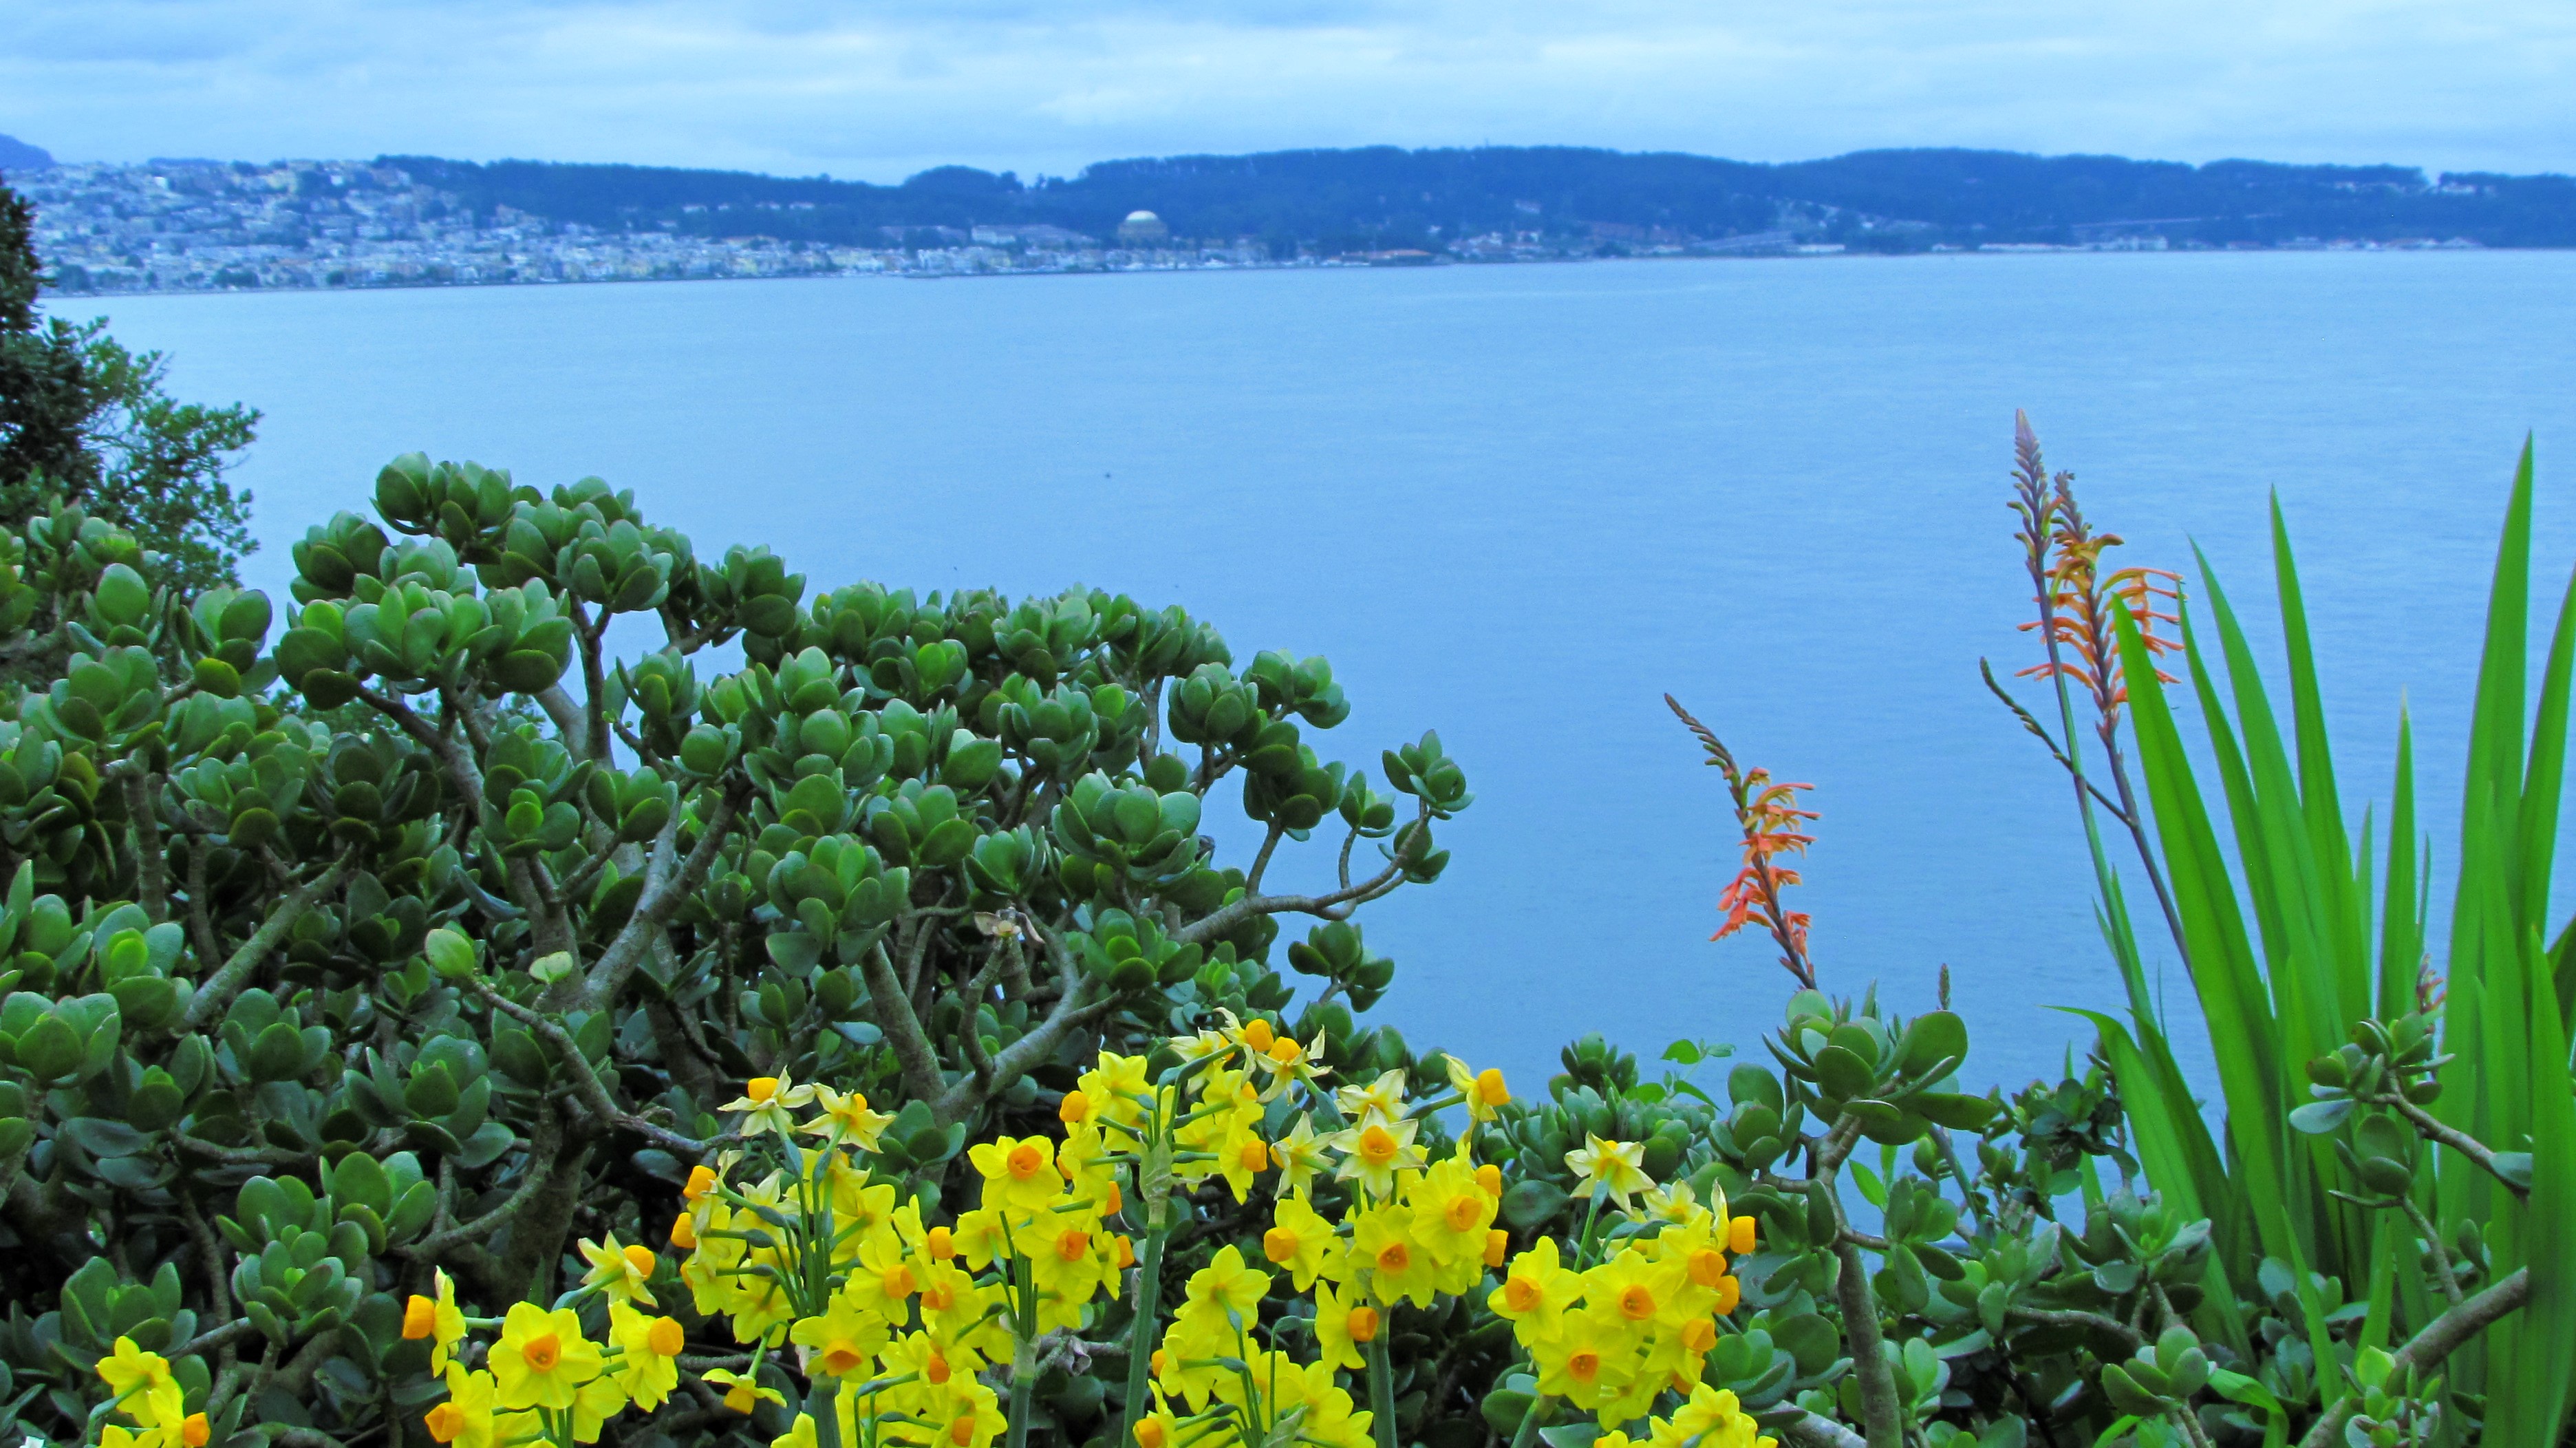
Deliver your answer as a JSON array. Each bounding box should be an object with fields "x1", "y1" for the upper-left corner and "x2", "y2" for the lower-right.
[
  {"x1": 396, "y1": 1249, "x2": 692, "y2": 1448},
  {"x1": 1122, "y1": 1018, "x2": 1775, "y2": 1448},
  {"x1": 402, "y1": 1071, "x2": 1114, "y2": 1448},
  {"x1": 89, "y1": 1339, "x2": 211, "y2": 1448},
  {"x1": 361, "y1": 1014, "x2": 1772, "y2": 1448}
]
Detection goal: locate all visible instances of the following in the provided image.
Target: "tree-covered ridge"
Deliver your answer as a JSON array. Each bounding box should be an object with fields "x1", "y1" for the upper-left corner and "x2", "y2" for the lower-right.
[{"x1": 381, "y1": 145, "x2": 2576, "y2": 251}]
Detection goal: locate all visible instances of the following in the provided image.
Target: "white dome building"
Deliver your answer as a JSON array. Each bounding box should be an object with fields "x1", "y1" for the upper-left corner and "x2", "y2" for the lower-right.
[{"x1": 1117, "y1": 209, "x2": 1170, "y2": 244}]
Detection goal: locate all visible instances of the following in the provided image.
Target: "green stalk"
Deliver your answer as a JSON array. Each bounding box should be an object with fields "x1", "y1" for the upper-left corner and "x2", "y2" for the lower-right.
[
  {"x1": 811, "y1": 1375, "x2": 846, "y2": 1448},
  {"x1": 1364, "y1": 1331, "x2": 1398, "y2": 1448},
  {"x1": 1117, "y1": 1220, "x2": 1172, "y2": 1447},
  {"x1": 1007, "y1": 1345, "x2": 1036, "y2": 1448}
]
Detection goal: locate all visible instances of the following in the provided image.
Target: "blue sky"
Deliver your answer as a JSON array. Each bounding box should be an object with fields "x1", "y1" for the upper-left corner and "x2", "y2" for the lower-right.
[{"x1": 4, "y1": 0, "x2": 2571, "y2": 180}]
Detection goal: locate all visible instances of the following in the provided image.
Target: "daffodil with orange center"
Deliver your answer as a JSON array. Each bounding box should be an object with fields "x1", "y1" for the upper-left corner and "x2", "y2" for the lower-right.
[
  {"x1": 1402, "y1": 1154, "x2": 1497, "y2": 1277},
  {"x1": 803, "y1": 1083, "x2": 893, "y2": 1152},
  {"x1": 577, "y1": 1233, "x2": 660, "y2": 1308},
  {"x1": 967, "y1": 1135, "x2": 1067, "y2": 1214},
  {"x1": 1322, "y1": 1114, "x2": 1425, "y2": 1198},
  {"x1": 1565, "y1": 1133, "x2": 1654, "y2": 1211},
  {"x1": 1443, "y1": 1056, "x2": 1512, "y2": 1122},
  {"x1": 401, "y1": 1268, "x2": 470, "y2": 1373},
  {"x1": 422, "y1": 1366, "x2": 500, "y2": 1448},
  {"x1": 1488, "y1": 1237, "x2": 1585, "y2": 1346},
  {"x1": 1351, "y1": 1200, "x2": 1441, "y2": 1308},
  {"x1": 608, "y1": 1301, "x2": 687, "y2": 1409},
  {"x1": 791, "y1": 1285, "x2": 896, "y2": 1379},
  {"x1": 489, "y1": 1302, "x2": 605, "y2": 1412},
  {"x1": 95, "y1": 1337, "x2": 184, "y2": 1435},
  {"x1": 1260, "y1": 1193, "x2": 1349, "y2": 1291},
  {"x1": 701, "y1": 1367, "x2": 785, "y2": 1416},
  {"x1": 719, "y1": 1074, "x2": 816, "y2": 1138},
  {"x1": 1530, "y1": 1306, "x2": 1642, "y2": 1422},
  {"x1": 1028, "y1": 1215, "x2": 1115, "y2": 1331}
]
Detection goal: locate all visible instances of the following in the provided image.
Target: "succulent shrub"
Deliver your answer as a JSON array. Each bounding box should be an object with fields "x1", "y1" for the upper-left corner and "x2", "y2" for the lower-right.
[{"x1": 0, "y1": 455, "x2": 1468, "y2": 1448}]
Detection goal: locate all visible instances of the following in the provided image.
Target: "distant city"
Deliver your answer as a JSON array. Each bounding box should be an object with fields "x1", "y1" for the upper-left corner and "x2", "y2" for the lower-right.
[{"x1": 5, "y1": 135, "x2": 2553, "y2": 297}]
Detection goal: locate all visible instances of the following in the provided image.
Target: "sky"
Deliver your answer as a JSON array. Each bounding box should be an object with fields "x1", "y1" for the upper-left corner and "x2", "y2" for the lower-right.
[{"x1": 3, "y1": 0, "x2": 2573, "y2": 182}]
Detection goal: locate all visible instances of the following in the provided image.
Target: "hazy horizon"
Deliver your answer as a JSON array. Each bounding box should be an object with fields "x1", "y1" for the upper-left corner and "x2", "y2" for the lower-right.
[{"x1": 4, "y1": 0, "x2": 2570, "y2": 184}]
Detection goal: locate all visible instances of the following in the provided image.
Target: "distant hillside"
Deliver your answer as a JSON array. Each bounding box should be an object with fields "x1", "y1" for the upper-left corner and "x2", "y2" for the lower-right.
[
  {"x1": 0, "y1": 134, "x2": 55, "y2": 175},
  {"x1": 383, "y1": 145, "x2": 2576, "y2": 251}
]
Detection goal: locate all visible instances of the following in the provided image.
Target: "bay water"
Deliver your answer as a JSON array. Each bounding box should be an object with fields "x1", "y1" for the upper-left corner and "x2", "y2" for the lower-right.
[{"x1": 90, "y1": 251, "x2": 2576, "y2": 1109}]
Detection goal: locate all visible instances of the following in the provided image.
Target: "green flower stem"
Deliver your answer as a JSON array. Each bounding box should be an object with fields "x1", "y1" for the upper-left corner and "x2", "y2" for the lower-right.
[
  {"x1": 1007, "y1": 1249, "x2": 1040, "y2": 1448},
  {"x1": 1506, "y1": 1392, "x2": 1549, "y2": 1448},
  {"x1": 1006, "y1": 1347, "x2": 1037, "y2": 1448},
  {"x1": 811, "y1": 1375, "x2": 846, "y2": 1448},
  {"x1": 1365, "y1": 1332, "x2": 1397, "y2": 1448},
  {"x1": 1117, "y1": 1220, "x2": 1172, "y2": 1448}
]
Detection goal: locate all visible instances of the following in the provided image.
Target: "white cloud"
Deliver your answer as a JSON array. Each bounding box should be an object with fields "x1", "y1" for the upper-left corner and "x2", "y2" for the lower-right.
[{"x1": 1, "y1": 0, "x2": 2570, "y2": 178}]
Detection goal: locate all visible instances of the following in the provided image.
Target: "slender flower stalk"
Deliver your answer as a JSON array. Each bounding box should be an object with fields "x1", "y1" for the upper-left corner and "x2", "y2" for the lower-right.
[{"x1": 1664, "y1": 695, "x2": 1819, "y2": 988}]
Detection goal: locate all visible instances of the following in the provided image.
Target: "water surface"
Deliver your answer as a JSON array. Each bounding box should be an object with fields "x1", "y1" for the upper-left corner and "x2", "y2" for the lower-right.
[{"x1": 92, "y1": 252, "x2": 2576, "y2": 1105}]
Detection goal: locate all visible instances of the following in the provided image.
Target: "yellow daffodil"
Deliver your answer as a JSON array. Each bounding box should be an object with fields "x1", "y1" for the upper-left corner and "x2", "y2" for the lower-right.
[
  {"x1": 949, "y1": 1205, "x2": 1012, "y2": 1273},
  {"x1": 423, "y1": 1366, "x2": 499, "y2": 1448},
  {"x1": 1261, "y1": 1193, "x2": 1349, "y2": 1291},
  {"x1": 881, "y1": 1329, "x2": 987, "y2": 1416},
  {"x1": 803, "y1": 1083, "x2": 894, "y2": 1152},
  {"x1": 1443, "y1": 1056, "x2": 1512, "y2": 1122},
  {"x1": 1269, "y1": 1114, "x2": 1333, "y2": 1198},
  {"x1": 96, "y1": 1337, "x2": 185, "y2": 1434},
  {"x1": 916, "y1": 1260, "x2": 1000, "y2": 1351},
  {"x1": 1351, "y1": 1201, "x2": 1442, "y2": 1308},
  {"x1": 1585, "y1": 1250, "x2": 1684, "y2": 1336},
  {"x1": 577, "y1": 1233, "x2": 660, "y2": 1308},
  {"x1": 703, "y1": 1367, "x2": 787, "y2": 1415},
  {"x1": 1181, "y1": 1242, "x2": 1272, "y2": 1321},
  {"x1": 1075, "y1": 1052, "x2": 1152, "y2": 1131},
  {"x1": 400, "y1": 1268, "x2": 469, "y2": 1372},
  {"x1": 720, "y1": 1074, "x2": 817, "y2": 1138},
  {"x1": 1307, "y1": 1283, "x2": 1381, "y2": 1374},
  {"x1": 912, "y1": 1380, "x2": 1008, "y2": 1448},
  {"x1": 1637, "y1": 1179, "x2": 1717, "y2": 1230},
  {"x1": 608, "y1": 1301, "x2": 685, "y2": 1409},
  {"x1": 771, "y1": 1412, "x2": 822, "y2": 1448},
  {"x1": 1128, "y1": 1389, "x2": 1186, "y2": 1448},
  {"x1": 1323, "y1": 1114, "x2": 1426, "y2": 1199},
  {"x1": 791, "y1": 1287, "x2": 896, "y2": 1378},
  {"x1": 1214, "y1": 1121, "x2": 1271, "y2": 1202},
  {"x1": 1640, "y1": 1314, "x2": 1724, "y2": 1401},
  {"x1": 684, "y1": 1163, "x2": 721, "y2": 1202},
  {"x1": 967, "y1": 1135, "x2": 1068, "y2": 1214},
  {"x1": 568, "y1": 1372, "x2": 629, "y2": 1444},
  {"x1": 1565, "y1": 1134, "x2": 1654, "y2": 1210},
  {"x1": 1269, "y1": 1356, "x2": 1374, "y2": 1448},
  {"x1": 1333, "y1": 1068, "x2": 1408, "y2": 1127},
  {"x1": 1490, "y1": 1237, "x2": 1585, "y2": 1345},
  {"x1": 1658, "y1": 1384, "x2": 1765, "y2": 1448},
  {"x1": 1027, "y1": 1218, "x2": 1115, "y2": 1332},
  {"x1": 1530, "y1": 1306, "x2": 1642, "y2": 1420},
  {"x1": 490, "y1": 1301, "x2": 606, "y2": 1412},
  {"x1": 826, "y1": 1231, "x2": 915, "y2": 1323},
  {"x1": 1404, "y1": 1155, "x2": 1497, "y2": 1273}
]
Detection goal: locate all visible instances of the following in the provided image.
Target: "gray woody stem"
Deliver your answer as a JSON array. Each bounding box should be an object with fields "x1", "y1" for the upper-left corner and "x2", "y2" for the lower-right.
[
  {"x1": 180, "y1": 853, "x2": 352, "y2": 1030},
  {"x1": 2296, "y1": 1266, "x2": 2530, "y2": 1448}
]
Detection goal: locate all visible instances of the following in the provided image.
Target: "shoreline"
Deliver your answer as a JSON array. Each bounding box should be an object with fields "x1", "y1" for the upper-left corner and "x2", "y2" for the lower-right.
[{"x1": 42, "y1": 235, "x2": 2513, "y2": 303}]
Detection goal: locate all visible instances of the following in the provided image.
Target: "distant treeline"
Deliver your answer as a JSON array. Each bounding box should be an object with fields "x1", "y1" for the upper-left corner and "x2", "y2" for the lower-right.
[{"x1": 383, "y1": 146, "x2": 2576, "y2": 251}]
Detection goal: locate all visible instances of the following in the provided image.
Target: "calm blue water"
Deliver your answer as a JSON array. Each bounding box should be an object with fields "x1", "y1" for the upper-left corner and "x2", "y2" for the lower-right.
[{"x1": 88, "y1": 253, "x2": 2576, "y2": 1109}]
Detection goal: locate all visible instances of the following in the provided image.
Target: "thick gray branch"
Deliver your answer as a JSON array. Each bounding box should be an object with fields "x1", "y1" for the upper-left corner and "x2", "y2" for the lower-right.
[
  {"x1": 2297, "y1": 1266, "x2": 2528, "y2": 1448},
  {"x1": 575, "y1": 782, "x2": 743, "y2": 1008},
  {"x1": 180, "y1": 853, "x2": 352, "y2": 1030}
]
